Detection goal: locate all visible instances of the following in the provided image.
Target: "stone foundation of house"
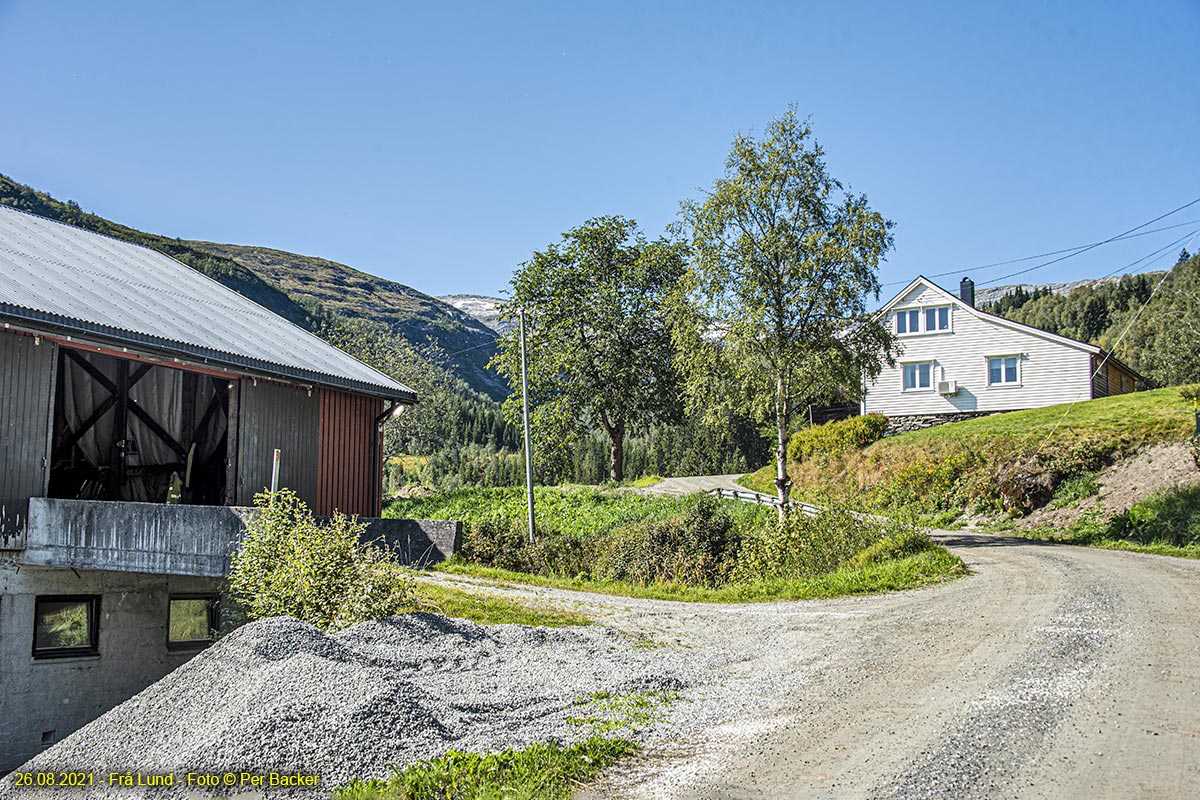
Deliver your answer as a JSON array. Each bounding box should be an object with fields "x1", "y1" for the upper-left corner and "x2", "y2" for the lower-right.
[{"x1": 884, "y1": 411, "x2": 998, "y2": 437}]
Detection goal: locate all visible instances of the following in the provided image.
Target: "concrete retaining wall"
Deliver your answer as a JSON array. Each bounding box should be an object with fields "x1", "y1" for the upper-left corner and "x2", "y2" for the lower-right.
[
  {"x1": 362, "y1": 518, "x2": 461, "y2": 567},
  {"x1": 20, "y1": 498, "x2": 460, "y2": 576}
]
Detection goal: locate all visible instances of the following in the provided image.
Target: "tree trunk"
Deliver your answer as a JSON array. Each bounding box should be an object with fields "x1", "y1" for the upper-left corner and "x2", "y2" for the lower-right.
[
  {"x1": 608, "y1": 420, "x2": 626, "y2": 483},
  {"x1": 774, "y1": 373, "x2": 791, "y2": 523}
]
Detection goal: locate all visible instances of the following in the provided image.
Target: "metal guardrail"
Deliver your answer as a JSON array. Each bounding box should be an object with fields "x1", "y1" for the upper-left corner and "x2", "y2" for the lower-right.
[{"x1": 706, "y1": 487, "x2": 822, "y2": 517}]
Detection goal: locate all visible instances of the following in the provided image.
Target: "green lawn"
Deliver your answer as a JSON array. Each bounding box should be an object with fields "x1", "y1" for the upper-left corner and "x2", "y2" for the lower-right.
[
  {"x1": 438, "y1": 547, "x2": 966, "y2": 603},
  {"x1": 407, "y1": 580, "x2": 590, "y2": 627},
  {"x1": 740, "y1": 388, "x2": 1196, "y2": 521}
]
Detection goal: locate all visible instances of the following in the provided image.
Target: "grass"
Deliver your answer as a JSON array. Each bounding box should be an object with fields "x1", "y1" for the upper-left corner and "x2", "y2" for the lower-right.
[
  {"x1": 407, "y1": 580, "x2": 590, "y2": 627},
  {"x1": 628, "y1": 474, "x2": 664, "y2": 489},
  {"x1": 388, "y1": 486, "x2": 771, "y2": 538},
  {"x1": 740, "y1": 388, "x2": 1195, "y2": 519},
  {"x1": 1011, "y1": 483, "x2": 1200, "y2": 560},
  {"x1": 392, "y1": 485, "x2": 965, "y2": 602},
  {"x1": 334, "y1": 736, "x2": 637, "y2": 800},
  {"x1": 334, "y1": 690, "x2": 669, "y2": 799},
  {"x1": 566, "y1": 689, "x2": 677, "y2": 734},
  {"x1": 438, "y1": 547, "x2": 966, "y2": 604}
]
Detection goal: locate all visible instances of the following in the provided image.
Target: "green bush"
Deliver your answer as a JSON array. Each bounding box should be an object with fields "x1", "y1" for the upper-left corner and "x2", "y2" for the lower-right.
[
  {"x1": 873, "y1": 452, "x2": 975, "y2": 512},
  {"x1": 844, "y1": 523, "x2": 935, "y2": 569},
  {"x1": 1110, "y1": 484, "x2": 1200, "y2": 547},
  {"x1": 787, "y1": 414, "x2": 887, "y2": 464},
  {"x1": 229, "y1": 490, "x2": 413, "y2": 631},
  {"x1": 592, "y1": 495, "x2": 740, "y2": 587},
  {"x1": 733, "y1": 506, "x2": 896, "y2": 581}
]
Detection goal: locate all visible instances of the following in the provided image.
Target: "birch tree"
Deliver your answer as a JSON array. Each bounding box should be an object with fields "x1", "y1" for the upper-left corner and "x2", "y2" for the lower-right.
[{"x1": 674, "y1": 110, "x2": 896, "y2": 516}]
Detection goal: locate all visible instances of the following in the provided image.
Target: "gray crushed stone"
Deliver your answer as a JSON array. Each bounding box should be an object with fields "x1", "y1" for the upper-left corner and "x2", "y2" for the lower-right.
[
  {"x1": 880, "y1": 584, "x2": 1119, "y2": 799},
  {"x1": 0, "y1": 613, "x2": 707, "y2": 799}
]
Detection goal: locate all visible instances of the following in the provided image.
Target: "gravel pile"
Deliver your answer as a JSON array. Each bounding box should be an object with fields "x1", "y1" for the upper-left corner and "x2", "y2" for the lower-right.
[{"x1": 2, "y1": 613, "x2": 706, "y2": 799}]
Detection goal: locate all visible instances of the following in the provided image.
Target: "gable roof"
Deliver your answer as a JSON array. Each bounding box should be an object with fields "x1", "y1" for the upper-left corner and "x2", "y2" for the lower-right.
[
  {"x1": 0, "y1": 204, "x2": 416, "y2": 402},
  {"x1": 880, "y1": 275, "x2": 1143, "y2": 380}
]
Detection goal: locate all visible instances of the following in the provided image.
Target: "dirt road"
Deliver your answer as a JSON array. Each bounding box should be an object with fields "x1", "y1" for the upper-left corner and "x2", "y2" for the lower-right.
[{"x1": 432, "y1": 533, "x2": 1200, "y2": 798}]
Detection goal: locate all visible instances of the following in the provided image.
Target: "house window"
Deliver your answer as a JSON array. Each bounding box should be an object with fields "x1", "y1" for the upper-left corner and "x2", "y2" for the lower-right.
[
  {"x1": 168, "y1": 596, "x2": 219, "y2": 649},
  {"x1": 33, "y1": 596, "x2": 100, "y2": 659},
  {"x1": 896, "y1": 309, "x2": 919, "y2": 334},
  {"x1": 902, "y1": 362, "x2": 933, "y2": 391},
  {"x1": 924, "y1": 306, "x2": 950, "y2": 332},
  {"x1": 988, "y1": 356, "x2": 1020, "y2": 386}
]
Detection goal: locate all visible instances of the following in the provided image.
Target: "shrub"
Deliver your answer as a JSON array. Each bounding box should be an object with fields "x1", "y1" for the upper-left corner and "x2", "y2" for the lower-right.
[
  {"x1": 733, "y1": 506, "x2": 890, "y2": 581},
  {"x1": 592, "y1": 495, "x2": 740, "y2": 587},
  {"x1": 873, "y1": 452, "x2": 974, "y2": 512},
  {"x1": 229, "y1": 490, "x2": 413, "y2": 631},
  {"x1": 787, "y1": 414, "x2": 887, "y2": 464},
  {"x1": 1110, "y1": 484, "x2": 1200, "y2": 548},
  {"x1": 458, "y1": 518, "x2": 593, "y2": 578},
  {"x1": 844, "y1": 522, "x2": 935, "y2": 569}
]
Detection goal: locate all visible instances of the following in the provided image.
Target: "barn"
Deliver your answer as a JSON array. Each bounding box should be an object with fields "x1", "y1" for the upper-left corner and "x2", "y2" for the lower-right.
[{"x1": 0, "y1": 205, "x2": 444, "y2": 770}]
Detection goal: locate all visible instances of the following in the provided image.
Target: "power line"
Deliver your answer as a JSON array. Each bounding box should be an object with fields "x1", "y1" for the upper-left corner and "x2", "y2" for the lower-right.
[
  {"x1": 881, "y1": 217, "x2": 1200, "y2": 288},
  {"x1": 1092, "y1": 228, "x2": 1200, "y2": 282},
  {"x1": 1033, "y1": 227, "x2": 1200, "y2": 448},
  {"x1": 977, "y1": 196, "x2": 1200, "y2": 288}
]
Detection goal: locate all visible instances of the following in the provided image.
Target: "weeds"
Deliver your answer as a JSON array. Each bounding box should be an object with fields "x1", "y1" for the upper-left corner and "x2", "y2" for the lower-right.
[
  {"x1": 335, "y1": 736, "x2": 637, "y2": 800},
  {"x1": 742, "y1": 388, "x2": 1195, "y2": 518}
]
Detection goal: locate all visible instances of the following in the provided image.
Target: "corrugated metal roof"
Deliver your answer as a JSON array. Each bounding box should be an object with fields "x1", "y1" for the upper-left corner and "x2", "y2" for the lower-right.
[{"x1": 0, "y1": 205, "x2": 416, "y2": 402}]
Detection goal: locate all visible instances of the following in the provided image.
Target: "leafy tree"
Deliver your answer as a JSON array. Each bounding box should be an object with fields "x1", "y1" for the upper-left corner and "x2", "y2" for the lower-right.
[
  {"x1": 494, "y1": 217, "x2": 687, "y2": 482},
  {"x1": 1144, "y1": 255, "x2": 1200, "y2": 386},
  {"x1": 674, "y1": 110, "x2": 896, "y2": 516}
]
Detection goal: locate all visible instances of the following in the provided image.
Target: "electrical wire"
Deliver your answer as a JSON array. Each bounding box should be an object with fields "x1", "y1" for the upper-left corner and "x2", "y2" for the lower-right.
[
  {"x1": 881, "y1": 217, "x2": 1200, "y2": 288},
  {"x1": 1032, "y1": 227, "x2": 1200, "y2": 448},
  {"x1": 976, "y1": 196, "x2": 1200, "y2": 288}
]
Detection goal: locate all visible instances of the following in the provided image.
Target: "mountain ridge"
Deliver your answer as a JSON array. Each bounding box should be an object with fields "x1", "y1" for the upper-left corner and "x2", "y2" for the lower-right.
[{"x1": 0, "y1": 173, "x2": 506, "y2": 400}]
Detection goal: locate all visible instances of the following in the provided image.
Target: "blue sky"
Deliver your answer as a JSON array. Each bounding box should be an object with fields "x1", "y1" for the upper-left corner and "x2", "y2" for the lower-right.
[{"x1": 1, "y1": 1, "x2": 1197, "y2": 299}]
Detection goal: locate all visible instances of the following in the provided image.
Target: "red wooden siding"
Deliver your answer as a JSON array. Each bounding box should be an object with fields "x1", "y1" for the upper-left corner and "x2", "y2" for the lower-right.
[{"x1": 317, "y1": 389, "x2": 382, "y2": 517}]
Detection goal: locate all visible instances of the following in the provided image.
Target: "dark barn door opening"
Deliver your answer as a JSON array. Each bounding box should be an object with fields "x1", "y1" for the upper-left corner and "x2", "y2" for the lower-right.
[{"x1": 48, "y1": 348, "x2": 231, "y2": 504}]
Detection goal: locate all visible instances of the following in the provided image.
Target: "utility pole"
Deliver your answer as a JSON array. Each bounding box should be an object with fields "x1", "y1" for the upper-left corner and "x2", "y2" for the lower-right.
[{"x1": 519, "y1": 308, "x2": 536, "y2": 544}]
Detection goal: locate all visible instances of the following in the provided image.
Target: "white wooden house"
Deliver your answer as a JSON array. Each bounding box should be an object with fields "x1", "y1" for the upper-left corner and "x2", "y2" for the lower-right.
[{"x1": 862, "y1": 276, "x2": 1139, "y2": 428}]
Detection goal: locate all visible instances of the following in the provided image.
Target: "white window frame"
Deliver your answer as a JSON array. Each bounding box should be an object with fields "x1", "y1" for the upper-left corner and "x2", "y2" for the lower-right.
[
  {"x1": 895, "y1": 305, "x2": 952, "y2": 336},
  {"x1": 986, "y1": 354, "x2": 1022, "y2": 388},
  {"x1": 901, "y1": 360, "x2": 935, "y2": 393},
  {"x1": 895, "y1": 308, "x2": 920, "y2": 335},
  {"x1": 923, "y1": 305, "x2": 952, "y2": 333}
]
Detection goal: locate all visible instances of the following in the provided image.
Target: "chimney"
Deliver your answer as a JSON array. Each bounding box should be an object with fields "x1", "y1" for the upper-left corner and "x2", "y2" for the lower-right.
[{"x1": 960, "y1": 277, "x2": 975, "y2": 308}]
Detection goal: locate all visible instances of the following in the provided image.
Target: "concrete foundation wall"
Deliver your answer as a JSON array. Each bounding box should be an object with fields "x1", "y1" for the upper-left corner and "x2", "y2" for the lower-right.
[{"x1": 0, "y1": 563, "x2": 221, "y2": 772}]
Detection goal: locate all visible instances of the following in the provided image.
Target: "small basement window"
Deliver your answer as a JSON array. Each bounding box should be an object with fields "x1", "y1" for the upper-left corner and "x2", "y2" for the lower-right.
[
  {"x1": 33, "y1": 596, "x2": 100, "y2": 659},
  {"x1": 168, "y1": 596, "x2": 219, "y2": 649},
  {"x1": 902, "y1": 362, "x2": 933, "y2": 391},
  {"x1": 988, "y1": 355, "x2": 1020, "y2": 386}
]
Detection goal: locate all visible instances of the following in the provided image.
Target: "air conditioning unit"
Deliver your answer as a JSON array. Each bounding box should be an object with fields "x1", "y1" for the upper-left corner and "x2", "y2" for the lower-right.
[{"x1": 938, "y1": 380, "x2": 958, "y2": 396}]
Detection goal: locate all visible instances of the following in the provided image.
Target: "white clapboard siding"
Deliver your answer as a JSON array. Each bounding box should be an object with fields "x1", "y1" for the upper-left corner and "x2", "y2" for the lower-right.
[{"x1": 864, "y1": 279, "x2": 1096, "y2": 416}]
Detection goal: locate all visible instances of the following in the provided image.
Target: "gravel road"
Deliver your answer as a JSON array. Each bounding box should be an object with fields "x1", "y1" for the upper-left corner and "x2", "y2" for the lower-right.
[
  {"x1": 441, "y1": 532, "x2": 1200, "y2": 799},
  {"x1": 7, "y1": 531, "x2": 1196, "y2": 799},
  {"x1": 578, "y1": 532, "x2": 1200, "y2": 799}
]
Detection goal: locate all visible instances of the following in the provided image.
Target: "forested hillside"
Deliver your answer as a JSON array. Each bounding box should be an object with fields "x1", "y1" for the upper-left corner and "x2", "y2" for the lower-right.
[
  {"x1": 187, "y1": 241, "x2": 506, "y2": 399},
  {"x1": 0, "y1": 174, "x2": 765, "y2": 490},
  {"x1": 983, "y1": 252, "x2": 1200, "y2": 386},
  {"x1": 0, "y1": 174, "x2": 518, "y2": 479}
]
